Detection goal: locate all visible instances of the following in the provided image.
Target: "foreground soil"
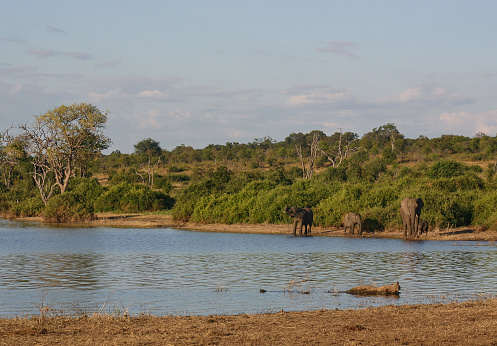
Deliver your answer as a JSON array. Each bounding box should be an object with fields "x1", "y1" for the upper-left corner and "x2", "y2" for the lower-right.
[{"x1": 2, "y1": 298, "x2": 497, "y2": 345}]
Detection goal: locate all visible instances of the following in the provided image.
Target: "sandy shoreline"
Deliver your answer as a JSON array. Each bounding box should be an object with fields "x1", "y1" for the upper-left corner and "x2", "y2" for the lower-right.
[
  {"x1": 11, "y1": 212, "x2": 497, "y2": 242},
  {"x1": 2, "y1": 298, "x2": 497, "y2": 344}
]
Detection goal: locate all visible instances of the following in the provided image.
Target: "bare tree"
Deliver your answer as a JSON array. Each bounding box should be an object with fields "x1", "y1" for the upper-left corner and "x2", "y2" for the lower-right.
[
  {"x1": 318, "y1": 129, "x2": 360, "y2": 167},
  {"x1": 296, "y1": 132, "x2": 320, "y2": 179}
]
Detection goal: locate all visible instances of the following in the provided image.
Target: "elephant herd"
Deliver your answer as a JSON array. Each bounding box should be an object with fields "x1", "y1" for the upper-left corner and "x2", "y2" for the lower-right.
[{"x1": 285, "y1": 197, "x2": 427, "y2": 239}]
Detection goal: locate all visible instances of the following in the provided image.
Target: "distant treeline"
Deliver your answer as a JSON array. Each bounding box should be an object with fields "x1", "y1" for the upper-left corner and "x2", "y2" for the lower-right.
[{"x1": 1, "y1": 105, "x2": 497, "y2": 230}]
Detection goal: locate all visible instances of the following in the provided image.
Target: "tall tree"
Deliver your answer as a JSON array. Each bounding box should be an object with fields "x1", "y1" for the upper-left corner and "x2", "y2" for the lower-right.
[
  {"x1": 19, "y1": 103, "x2": 111, "y2": 203},
  {"x1": 134, "y1": 138, "x2": 162, "y2": 157},
  {"x1": 134, "y1": 138, "x2": 163, "y2": 187}
]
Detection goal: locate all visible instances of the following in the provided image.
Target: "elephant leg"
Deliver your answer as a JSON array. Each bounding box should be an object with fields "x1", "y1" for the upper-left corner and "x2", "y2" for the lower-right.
[
  {"x1": 299, "y1": 220, "x2": 304, "y2": 236},
  {"x1": 293, "y1": 220, "x2": 298, "y2": 236},
  {"x1": 413, "y1": 215, "x2": 419, "y2": 237},
  {"x1": 408, "y1": 217, "x2": 413, "y2": 238}
]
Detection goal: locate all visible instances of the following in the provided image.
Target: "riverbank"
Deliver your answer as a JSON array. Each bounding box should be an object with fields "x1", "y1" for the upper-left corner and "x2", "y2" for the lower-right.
[
  {"x1": 1, "y1": 298, "x2": 497, "y2": 345},
  {"x1": 13, "y1": 212, "x2": 497, "y2": 242}
]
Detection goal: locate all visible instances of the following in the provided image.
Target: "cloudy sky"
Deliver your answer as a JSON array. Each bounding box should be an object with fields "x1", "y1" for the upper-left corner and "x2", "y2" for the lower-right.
[{"x1": 1, "y1": 1, "x2": 496, "y2": 153}]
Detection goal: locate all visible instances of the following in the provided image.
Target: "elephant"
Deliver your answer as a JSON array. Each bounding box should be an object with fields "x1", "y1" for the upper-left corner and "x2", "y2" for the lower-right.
[
  {"x1": 400, "y1": 198, "x2": 424, "y2": 238},
  {"x1": 418, "y1": 220, "x2": 429, "y2": 235},
  {"x1": 283, "y1": 207, "x2": 313, "y2": 236},
  {"x1": 344, "y1": 212, "x2": 363, "y2": 235}
]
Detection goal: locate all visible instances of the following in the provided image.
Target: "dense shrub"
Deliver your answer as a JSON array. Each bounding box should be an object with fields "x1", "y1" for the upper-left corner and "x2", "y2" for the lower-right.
[
  {"x1": 473, "y1": 191, "x2": 497, "y2": 228},
  {"x1": 44, "y1": 193, "x2": 94, "y2": 222},
  {"x1": 427, "y1": 160, "x2": 465, "y2": 179},
  {"x1": 95, "y1": 182, "x2": 174, "y2": 213},
  {"x1": 153, "y1": 174, "x2": 172, "y2": 193},
  {"x1": 68, "y1": 177, "x2": 106, "y2": 209},
  {"x1": 10, "y1": 196, "x2": 45, "y2": 217}
]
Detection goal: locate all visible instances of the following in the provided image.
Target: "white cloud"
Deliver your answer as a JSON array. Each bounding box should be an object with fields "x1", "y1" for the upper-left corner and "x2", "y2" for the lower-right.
[
  {"x1": 439, "y1": 110, "x2": 497, "y2": 136},
  {"x1": 284, "y1": 85, "x2": 353, "y2": 106},
  {"x1": 88, "y1": 88, "x2": 125, "y2": 102},
  {"x1": 10, "y1": 84, "x2": 22, "y2": 94},
  {"x1": 133, "y1": 109, "x2": 192, "y2": 129},
  {"x1": 378, "y1": 85, "x2": 472, "y2": 107},
  {"x1": 138, "y1": 89, "x2": 163, "y2": 97}
]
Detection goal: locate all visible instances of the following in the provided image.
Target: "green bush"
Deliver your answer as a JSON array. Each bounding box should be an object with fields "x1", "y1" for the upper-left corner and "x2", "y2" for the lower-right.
[
  {"x1": 95, "y1": 182, "x2": 174, "y2": 213},
  {"x1": 44, "y1": 193, "x2": 94, "y2": 222},
  {"x1": 153, "y1": 175, "x2": 172, "y2": 193},
  {"x1": 427, "y1": 160, "x2": 465, "y2": 179},
  {"x1": 10, "y1": 196, "x2": 45, "y2": 217},
  {"x1": 68, "y1": 177, "x2": 106, "y2": 209},
  {"x1": 473, "y1": 191, "x2": 497, "y2": 229}
]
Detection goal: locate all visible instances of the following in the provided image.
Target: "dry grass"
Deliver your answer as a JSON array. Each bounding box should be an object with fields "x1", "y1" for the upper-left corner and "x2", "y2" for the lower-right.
[{"x1": 1, "y1": 299, "x2": 497, "y2": 345}]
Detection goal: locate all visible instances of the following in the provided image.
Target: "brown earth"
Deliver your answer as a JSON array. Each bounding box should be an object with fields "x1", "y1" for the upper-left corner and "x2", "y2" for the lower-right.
[
  {"x1": 4, "y1": 214, "x2": 497, "y2": 345},
  {"x1": 2, "y1": 299, "x2": 497, "y2": 345}
]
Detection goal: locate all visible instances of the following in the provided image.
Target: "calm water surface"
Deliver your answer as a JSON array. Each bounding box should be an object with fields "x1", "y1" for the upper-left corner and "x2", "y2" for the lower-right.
[{"x1": 1, "y1": 218, "x2": 496, "y2": 317}]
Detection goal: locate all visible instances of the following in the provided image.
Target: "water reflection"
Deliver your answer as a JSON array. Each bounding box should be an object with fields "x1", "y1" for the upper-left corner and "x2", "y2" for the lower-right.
[
  {"x1": 2, "y1": 254, "x2": 104, "y2": 289},
  {"x1": 0, "y1": 219, "x2": 497, "y2": 316}
]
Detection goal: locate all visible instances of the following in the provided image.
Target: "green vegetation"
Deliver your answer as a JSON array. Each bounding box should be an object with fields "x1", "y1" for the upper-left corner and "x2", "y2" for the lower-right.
[{"x1": 1, "y1": 107, "x2": 497, "y2": 230}]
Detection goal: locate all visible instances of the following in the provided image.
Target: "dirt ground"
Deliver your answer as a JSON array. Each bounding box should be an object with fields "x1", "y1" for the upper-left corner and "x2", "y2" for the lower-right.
[
  {"x1": 4, "y1": 214, "x2": 497, "y2": 345},
  {"x1": 2, "y1": 298, "x2": 497, "y2": 345}
]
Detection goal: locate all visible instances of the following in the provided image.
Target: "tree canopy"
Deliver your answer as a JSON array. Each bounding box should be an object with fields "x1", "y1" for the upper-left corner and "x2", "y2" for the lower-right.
[{"x1": 18, "y1": 103, "x2": 111, "y2": 203}]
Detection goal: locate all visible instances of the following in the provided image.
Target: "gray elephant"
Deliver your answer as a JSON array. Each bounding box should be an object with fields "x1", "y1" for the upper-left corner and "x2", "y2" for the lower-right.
[
  {"x1": 400, "y1": 198, "x2": 424, "y2": 238},
  {"x1": 418, "y1": 220, "x2": 429, "y2": 235},
  {"x1": 284, "y1": 207, "x2": 313, "y2": 236},
  {"x1": 344, "y1": 212, "x2": 363, "y2": 235}
]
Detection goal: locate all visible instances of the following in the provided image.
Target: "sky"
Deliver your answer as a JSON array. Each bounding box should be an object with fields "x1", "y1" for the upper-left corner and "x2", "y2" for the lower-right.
[{"x1": 1, "y1": 1, "x2": 497, "y2": 153}]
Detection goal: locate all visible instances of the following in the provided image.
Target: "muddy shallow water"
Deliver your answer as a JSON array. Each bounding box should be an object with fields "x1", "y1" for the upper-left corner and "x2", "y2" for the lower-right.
[{"x1": 0, "y1": 218, "x2": 496, "y2": 317}]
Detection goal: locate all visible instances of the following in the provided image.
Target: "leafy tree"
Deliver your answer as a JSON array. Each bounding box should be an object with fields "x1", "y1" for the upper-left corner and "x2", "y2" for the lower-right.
[
  {"x1": 19, "y1": 103, "x2": 111, "y2": 204},
  {"x1": 134, "y1": 138, "x2": 162, "y2": 156},
  {"x1": 134, "y1": 138, "x2": 163, "y2": 187},
  {"x1": 361, "y1": 123, "x2": 403, "y2": 151}
]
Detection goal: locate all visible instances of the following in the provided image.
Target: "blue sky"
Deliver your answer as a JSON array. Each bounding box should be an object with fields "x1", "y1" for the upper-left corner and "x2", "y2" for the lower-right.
[{"x1": 1, "y1": 1, "x2": 497, "y2": 153}]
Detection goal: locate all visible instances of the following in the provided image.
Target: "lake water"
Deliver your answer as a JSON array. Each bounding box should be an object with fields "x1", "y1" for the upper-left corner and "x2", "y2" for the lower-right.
[{"x1": 0, "y1": 218, "x2": 496, "y2": 317}]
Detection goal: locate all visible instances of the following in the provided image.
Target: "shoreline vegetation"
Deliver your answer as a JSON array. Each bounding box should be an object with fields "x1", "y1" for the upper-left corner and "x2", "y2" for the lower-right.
[
  {"x1": 3, "y1": 214, "x2": 497, "y2": 344},
  {"x1": 12, "y1": 212, "x2": 497, "y2": 242}
]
